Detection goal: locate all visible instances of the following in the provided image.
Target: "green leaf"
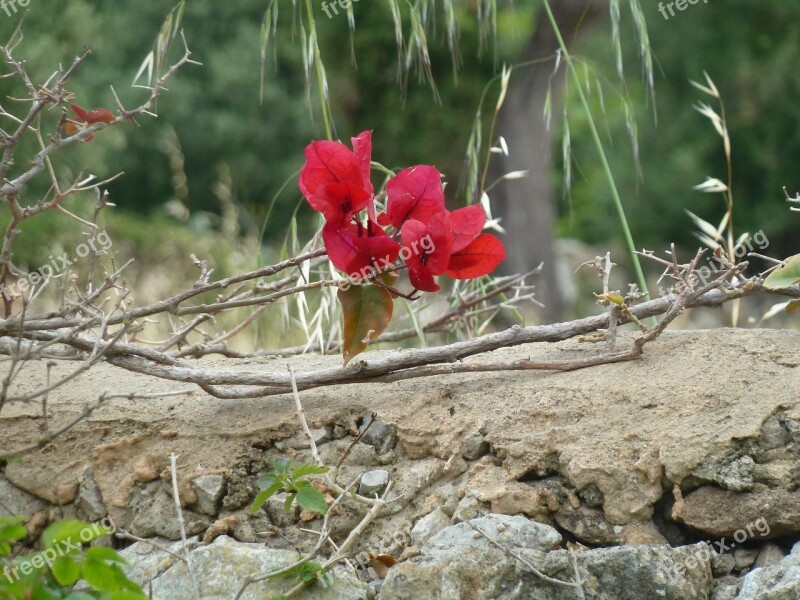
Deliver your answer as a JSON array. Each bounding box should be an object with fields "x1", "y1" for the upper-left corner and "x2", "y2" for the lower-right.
[
  {"x1": 64, "y1": 593, "x2": 97, "y2": 600},
  {"x1": 104, "y1": 591, "x2": 149, "y2": 600},
  {"x1": 295, "y1": 484, "x2": 327, "y2": 515},
  {"x1": 82, "y1": 558, "x2": 118, "y2": 591},
  {"x1": 291, "y1": 463, "x2": 329, "y2": 479},
  {"x1": 249, "y1": 479, "x2": 284, "y2": 514},
  {"x1": 338, "y1": 283, "x2": 394, "y2": 365},
  {"x1": 764, "y1": 254, "x2": 800, "y2": 289},
  {"x1": 257, "y1": 472, "x2": 279, "y2": 489},
  {"x1": 86, "y1": 547, "x2": 129, "y2": 565},
  {"x1": 283, "y1": 493, "x2": 297, "y2": 514},
  {"x1": 42, "y1": 519, "x2": 92, "y2": 550},
  {"x1": 52, "y1": 556, "x2": 81, "y2": 586}
]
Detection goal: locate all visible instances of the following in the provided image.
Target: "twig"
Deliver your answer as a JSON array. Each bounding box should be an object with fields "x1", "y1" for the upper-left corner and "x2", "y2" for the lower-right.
[
  {"x1": 289, "y1": 363, "x2": 321, "y2": 466},
  {"x1": 169, "y1": 452, "x2": 200, "y2": 600}
]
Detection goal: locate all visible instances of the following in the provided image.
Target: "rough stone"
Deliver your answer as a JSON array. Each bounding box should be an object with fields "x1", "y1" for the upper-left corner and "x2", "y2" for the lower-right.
[
  {"x1": 277, "y1": 426, "x2": 332, "y2": 450},
  {"x1": 123, "y1": 535, "x2": 369, "y2": 599},
  {"x1": 451, "y1": 493, "x2": 489, "y2": 523},
  {"x1": 359, "y1": 417, "x2": 398, "y2": 456},
  {"x1": 759, "y1": 414, "x2": 791, "y2": 450},
  {"x1": 554, "y1": 504, "x2": 619, "y2": 546},
  {"x1": 734, "y1": 548, "x2": 759, "y2": 571},
  {"x1": 77, "y1": 470, "x2": 107, "y2": 522},
  {"x1": 0, "y1": 475, "x2": 45, "y2": 517},
  {"x1": 711, "y1": 576, "x2": 741, "y2": 600},
  {"x1": 262, "y1": 492, "x2": 300, "y2": 528},
  {"x1": 359, "y1": 470, "x2": 389, "y2": 497},
  {"x1": 410, "y1": 508, "x2": 451, "y2": 546},
  {"x1": 692, "y1": 455, "x2": 755, "y2": 492},
  {"x1": 737, "y1": 552, "x2": 800, "y2": 599},
  {"x1": 711, "y1": 552, "x2": 737, "y2": 577},
  {"x1": 462, "y1": 433, "x2": 489, "y2": 460},
  {"x1": 191, "y1": 474, "x2": 226, "y2": 515},
  {"x1": 675, "y1": 485, "x2": 798, "y2": 538},
  {"x1": 128, "y1": 482, "x2": 211, "y2": 539},
  {"x1": 382, "y1": 515, "x2": 712, "y2": 600},
  {"x1": 755, "y1": 542, "x2": 786, "y2": 570}
]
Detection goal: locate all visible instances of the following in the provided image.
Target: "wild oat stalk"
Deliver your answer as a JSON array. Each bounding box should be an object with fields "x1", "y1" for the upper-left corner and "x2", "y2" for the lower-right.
[
  {"x1": 542, "y1": 0, "x2": 652, "y2": 306},
  {"x1": 688, "y1": 71, "x2": 744, "y2": 326}
]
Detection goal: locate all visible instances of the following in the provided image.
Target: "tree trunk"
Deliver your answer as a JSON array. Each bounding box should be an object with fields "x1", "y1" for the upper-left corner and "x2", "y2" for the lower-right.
[{"x1": 491, "y1": 1, "x2": 605, "y2": 323}]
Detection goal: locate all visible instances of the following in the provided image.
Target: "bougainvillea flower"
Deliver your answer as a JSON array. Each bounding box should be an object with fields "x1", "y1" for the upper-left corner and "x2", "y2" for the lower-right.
[
  {"x1": 444, "y1": 204, "x2": 506, "y2": 279},
  {"x1": 299, "y1": 131, "x2": 374, "y2": 220},
  {"x1": 385, "y1": 165, "x2": 447, "y2": 228},
  {"x1": 447, "y1": 204, "x2": 487, "y2": 252},
  {"x1": 446, "y1": 233, "x2": 506, "y2": 279},
  {"x1": 308, "y1": 182, "x2": 372, "y2": 229},
  {"x1": 64, "y1": 104, "x2": 115, "y2": 142},
  {"x1": 400, "y1": 215, "x2": 454, "y2": 292},
  {"x1": 322, "y1": 220, "x2": 400, "y2": 279}
]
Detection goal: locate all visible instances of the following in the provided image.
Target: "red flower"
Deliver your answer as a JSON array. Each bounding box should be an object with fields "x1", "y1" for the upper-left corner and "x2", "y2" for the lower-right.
[
  {"x1": 322, "y1": 220, "x2": 400, "y2": 279},
  {"x1": 64, "y1": 104, "x2": 115, "y2": 142},
  {"x1": 401, "y1": 204, "x2": 506, "y2": 292},
  {"x1": 384, "y1": 165, "x2": 447, "y2": 228},
  {"x1": 299, "y1": 131, "x2": 374, "y2": 227},
  {"x1": 400, "y1": 215, "x2": 453, "y2": 292}
]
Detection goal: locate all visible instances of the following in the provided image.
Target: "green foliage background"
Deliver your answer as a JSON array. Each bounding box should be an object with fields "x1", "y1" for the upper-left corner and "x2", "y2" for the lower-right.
[{"x1": 0, "y1": 0, "x2": 797, "y2": 290}]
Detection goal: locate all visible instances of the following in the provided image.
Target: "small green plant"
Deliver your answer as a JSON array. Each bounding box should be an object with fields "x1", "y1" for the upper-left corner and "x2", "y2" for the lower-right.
[
  {"x1": 250, "y1": 458, "x2": 329, "y2": 516},
  {"x1": 0, "y1": 516, "x2": 146, "y2": 599},
  {"x1": 274, "y1": 560, "x2": 331, "y2": 588}
]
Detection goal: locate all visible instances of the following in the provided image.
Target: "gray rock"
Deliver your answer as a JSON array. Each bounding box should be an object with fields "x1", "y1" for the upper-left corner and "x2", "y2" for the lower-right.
[
  {"x1": 0, "y1": 475, "x2": 45, "y2": 518},
  {"x1": 734, "y1": 548, "x2": 759, "y2": 571},
  {"x1": 381, "y1": 514, "x2": 713, "y2": 600},
  {"x1": 277, "y1": 426, "x2": 332, "y2": 450},
  {"x1": 693, "y1": 455, "x2": 755, "y2": 492},
  {"x1": 426, "y1": 514, "x2": 562, "y2": 555},
  {"x1": 263, "y1": 492, "x2": 300, "y2": 527},
  {"x1": 759, "y1": 415, "x2": 790, "y2": 450},
  {"x1": 119, "y1": 537, "x2": 199, "y2": 588},
  {"x1": 359, "y1": 417, "x2": 397, "y2": 456},
  {"x1": 755, "y1": 542, "x2": 786, "y2": 569},
  {"x1": 737, "y1": 552, "x2": 800, "y2": 599},
  {"x1": 359, "y1": 470, "x2": 389, "y2": 497},
  {"x1": 410, "y1": 508, "x2": 451, "y2": 545},
  {"x1": 554, "y1": 504, "x2": 620, "y2": 546},
  {"x1": 711, "y1": 576, "x2": 741, "y2": 600},
  {"x1": 125, "y1": 535, "x2": 369, "y2": 599},
  {"x1": 77, "y1": 471, "x2": 107, "y2": 522},
  {"x1": 129, "y1": 482, "x2": 211, "y2": 540},
  {"x1": 712, "y1": 551, "x2": 737, "y2": 577},
  {"x1": 451, "y1": 493, "x2": 489, "y2": 523},
  {"x1": 191, "y1": 474, "x2": 226, "y2": 515},
  {"x1": 462, "y1": 433, "x2": 489, "y2": 460}
]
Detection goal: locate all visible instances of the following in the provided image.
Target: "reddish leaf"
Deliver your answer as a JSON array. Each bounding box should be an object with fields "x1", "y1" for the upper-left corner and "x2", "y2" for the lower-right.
[
  {"x1": 84, "y1": 108, "x2": 115, "y2": 124},
  {"x1": 299, "y1": 140, "x2": 364, "y2": 200},
  {"x1": 70, "y1": 104, "x2": 90, "y2": 122},
  {"x1": 386, "y1": 166, "x2": 447, "y2": 228},
  {"x1": 447, "y1": 205, "x2": 486, "y2": 253},
  {"x1": 338, "y1": 284, "x2": 393, "y2": 365},
  {"x1": 446, "y1": 233, "x2": 506, "y2": 279}
]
